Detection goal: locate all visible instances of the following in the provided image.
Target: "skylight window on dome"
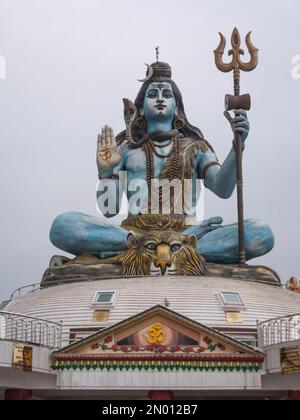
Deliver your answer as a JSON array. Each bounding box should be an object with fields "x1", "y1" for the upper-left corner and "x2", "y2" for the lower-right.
[
  {"x1": 221, "y1": 292, "x2": 243, "y2": 305},
  {"x1": 92, "y1": 291, "x2": 116, "y2": 306}
]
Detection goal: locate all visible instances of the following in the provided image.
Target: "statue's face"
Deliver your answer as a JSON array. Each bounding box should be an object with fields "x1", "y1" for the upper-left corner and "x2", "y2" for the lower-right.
[{"x1": 143, "y1": 82, "x2": 176, "y2": 122}]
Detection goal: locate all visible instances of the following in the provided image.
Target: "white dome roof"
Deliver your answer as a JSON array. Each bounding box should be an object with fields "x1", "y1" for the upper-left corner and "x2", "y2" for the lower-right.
[{"x1": 5, "y1": 276, "x2": 300, "y2": 335}]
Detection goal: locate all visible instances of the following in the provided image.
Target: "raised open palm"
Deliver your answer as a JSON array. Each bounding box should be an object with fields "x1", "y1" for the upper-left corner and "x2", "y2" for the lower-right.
[{"x1": 97, "y1": 125, "x2": 122, "y2": 170}]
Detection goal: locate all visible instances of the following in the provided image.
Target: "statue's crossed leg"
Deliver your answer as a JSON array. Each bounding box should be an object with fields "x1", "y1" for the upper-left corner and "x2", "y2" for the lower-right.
[{"x1": 50, "y1": 212, "x2": 274, "y2": 264}]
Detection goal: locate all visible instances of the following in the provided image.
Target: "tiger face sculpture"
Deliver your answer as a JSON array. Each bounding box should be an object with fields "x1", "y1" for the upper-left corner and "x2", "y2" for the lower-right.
[{"x1": 118, "y1": 230, "x2": 206, "y2": 277}]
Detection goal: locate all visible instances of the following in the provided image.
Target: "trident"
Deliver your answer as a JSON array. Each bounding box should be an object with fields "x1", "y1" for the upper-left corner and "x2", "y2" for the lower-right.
[{"x1": 214, "y1": 27, "x2": 258, "y2": 266}]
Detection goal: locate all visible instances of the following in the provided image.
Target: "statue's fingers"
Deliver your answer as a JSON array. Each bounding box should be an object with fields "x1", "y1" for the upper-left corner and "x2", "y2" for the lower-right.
[
  {"x1": 97, "y1": 134, "x2": 102, "y2": 150},
  {"x1": 110, "y1": 127, "x2": 116, "y2": 147},
  {"x1": 234, "y1": 109, "x2": 247, "y2": 117},
  {"x1": 208, "y1": 216, "x2": 223, "y2": 226},
  {"x1": 207, "y1": 225, "x2": 223, "y2": 232},
  {"x1": 234, "y1": 116, "x2": 248, "y2": 123},
  {"x1": 235, "y1": 127, "x2": 248, "y2": 136},
  {"x1": 235, "y1": 121, "x2": 249, "y2": 129},
  {"x1": 105, "y1": 125, "x2": 111, "y2": 147},
  {"x1": 100, "y1": 127, "x2": 106, "y2": 148}
]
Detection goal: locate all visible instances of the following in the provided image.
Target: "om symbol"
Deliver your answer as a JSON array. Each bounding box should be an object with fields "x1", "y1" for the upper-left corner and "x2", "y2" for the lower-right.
[
  {"x1": 144, "y1": 323, "x2": 165, "y2": 344},
  {"x1": 100, "y1": 148, "x2": 113, "y2": 161}
]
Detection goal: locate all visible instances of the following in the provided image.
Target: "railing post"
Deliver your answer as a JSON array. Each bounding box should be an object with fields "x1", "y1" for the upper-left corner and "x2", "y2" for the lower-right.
[
  {"x1": 59, "y1": 321, "x2": 63, "y2": 348},
  {"x1": 46, "y1": 324, "x2": 50, "y2": 347},
  {"x1": 6, "y1": 316, "x2": 11, "y2": 340},
  {"x1": 52, "y1": 326, "x2": 56, "y2": 348},
  {"x1": 12, "y1": 319, "x2": 17, "y2": 341},
  {"x1": 23, "y1": 319, "x2": 28, "y2": 343},
  {"x1": 257, "y1": 320, "x2": 261, "y2": 347},
  {"x1": 29, "y1": 320, "x2": 33, "y2": 343},
  {"x1": 38, "y1": 322, "x2": 42, "y2": 346}
]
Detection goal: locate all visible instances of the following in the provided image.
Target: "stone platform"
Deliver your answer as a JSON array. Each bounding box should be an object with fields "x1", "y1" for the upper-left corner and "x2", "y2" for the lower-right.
[{"x1": 41, "y1": 254, "x2": 281, "y2": 288}]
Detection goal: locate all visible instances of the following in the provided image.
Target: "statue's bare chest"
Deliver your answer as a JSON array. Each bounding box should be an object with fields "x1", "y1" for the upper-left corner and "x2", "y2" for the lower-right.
[{"x1": 125, "y1": 145, "x2": 173, "y2": 177}]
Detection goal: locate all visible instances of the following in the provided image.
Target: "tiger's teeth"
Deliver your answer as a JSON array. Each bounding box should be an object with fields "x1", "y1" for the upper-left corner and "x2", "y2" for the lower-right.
[{"x1": 150, "y1": 270, "x2": 161, "y2": 276}]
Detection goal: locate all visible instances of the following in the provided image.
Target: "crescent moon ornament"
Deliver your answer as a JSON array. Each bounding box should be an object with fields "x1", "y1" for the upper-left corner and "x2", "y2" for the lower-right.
[{"x1": 138, "y1": 64, "x2": 154, "y2": 83}]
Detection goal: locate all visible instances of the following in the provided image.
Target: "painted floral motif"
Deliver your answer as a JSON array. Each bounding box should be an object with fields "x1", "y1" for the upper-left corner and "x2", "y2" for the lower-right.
[
  {"x1": 90, "y1": 336, "x2": 226, "y2": 354},
  {"x1": 203, "y1": 336, "x2": 226, "y2": 352}
]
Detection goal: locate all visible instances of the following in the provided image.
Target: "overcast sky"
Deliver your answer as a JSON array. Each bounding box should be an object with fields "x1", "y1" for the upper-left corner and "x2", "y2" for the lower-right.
[{"x1": 0, "y1": 0, "x2": 299, "y2": 300}]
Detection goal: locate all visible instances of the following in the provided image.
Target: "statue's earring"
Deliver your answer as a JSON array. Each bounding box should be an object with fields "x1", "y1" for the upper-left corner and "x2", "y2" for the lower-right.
[
  {"x1": 173, "y1": 113, "x2": 184, "y2": 130},
  {"x1": 135, "y1": 108, "x2": 147, "y2": 129},
  {"x1": 173, "y1": 107, "x2": 184, "y2": 130}
]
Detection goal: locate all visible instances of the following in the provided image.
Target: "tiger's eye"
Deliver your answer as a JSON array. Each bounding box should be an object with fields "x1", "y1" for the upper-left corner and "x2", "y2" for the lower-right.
[
  {"x1": 171, "y1": 244, "x2": 181, "y2": 252},
  {"x1": 146, "y1": 243, "x2": 156, "y2": 251}
]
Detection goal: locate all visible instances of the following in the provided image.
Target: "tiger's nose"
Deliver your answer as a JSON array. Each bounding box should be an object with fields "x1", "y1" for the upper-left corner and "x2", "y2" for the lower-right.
[{"x1": 154, "y1": 244, "x2": 172, "y2": 275}]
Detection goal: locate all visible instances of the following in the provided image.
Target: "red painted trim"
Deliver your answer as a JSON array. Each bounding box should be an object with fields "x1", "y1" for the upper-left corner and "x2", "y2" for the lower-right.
[
  {"x1": 288, "y1": 391, "x2": 300, "y2": 400},
  {"x1": 148, "y1": 391, "x2": 174, "y2": 400},
  {"x1": 5, "y1": 389, "x2": 32, "y2": 401},
  {"x1": 54, "y1": 354, "x2": 264, "y2": 363}
]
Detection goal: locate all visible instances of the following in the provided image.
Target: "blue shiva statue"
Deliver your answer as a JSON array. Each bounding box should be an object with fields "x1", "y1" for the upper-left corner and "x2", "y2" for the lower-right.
[{"x1": 50, "y1": 61, "x2": 274, "y2": 264}]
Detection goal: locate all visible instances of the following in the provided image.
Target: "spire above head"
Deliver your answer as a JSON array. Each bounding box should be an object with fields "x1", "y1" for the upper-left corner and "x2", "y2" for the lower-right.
[
  {"x1": 138, "y1": 61, "x2": 172, "y2": 83},
  {"x1": 155, "y1": 46, "x2": 159, "y2": 62},
  {"x1": 138, "y1": 47, "x2": 172, "y2": 82}
]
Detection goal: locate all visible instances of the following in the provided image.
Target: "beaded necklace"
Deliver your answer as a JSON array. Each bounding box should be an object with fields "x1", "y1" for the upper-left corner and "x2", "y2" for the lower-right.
[{"x1": 142, "y1": 134, "x2": 181, "y2": 214}]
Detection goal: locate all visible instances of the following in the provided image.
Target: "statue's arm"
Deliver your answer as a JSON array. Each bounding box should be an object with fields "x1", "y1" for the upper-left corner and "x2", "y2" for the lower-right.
[
  {"x1": 200, "y1": 147, "x2": 237, "y2": 199},
  {"x1": 97, "y1": 125, "x2": 127, "y2": 218},
  {"x1": 96, "y1": 158, "x2": 127, "y2": 218},
  {"x1": 199, "y1": 110, "x2": 249, "y2": 199}
]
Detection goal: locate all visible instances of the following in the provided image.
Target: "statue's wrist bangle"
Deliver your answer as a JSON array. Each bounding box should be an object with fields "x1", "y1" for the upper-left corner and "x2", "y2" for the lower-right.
[
  {"x1": 98, "y1": 174, "x2": 120, "y2": 181},
  {"x1": 201, "y1": 161, "x2": 221, "y2": 179}
]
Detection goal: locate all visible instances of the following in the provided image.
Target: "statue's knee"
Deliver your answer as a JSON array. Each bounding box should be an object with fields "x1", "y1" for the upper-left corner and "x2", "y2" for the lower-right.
[
  {"x1": 50, "y1": 212, "x2": 83, "y2": 246},
  {"x1": 244, "y1": 218, "x2": 275, "y2": 257},
  {"x1": 260, "y1": 224, "x2": 274, "y2": 254},
  {"x1": 245, "y1": 218, "x2": 264, "y2": 228}
]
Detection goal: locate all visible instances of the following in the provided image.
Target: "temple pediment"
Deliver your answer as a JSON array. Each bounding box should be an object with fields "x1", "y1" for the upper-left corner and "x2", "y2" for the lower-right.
[{"x1": 52, "y1": 306, "x2": 264, "y2": 372}]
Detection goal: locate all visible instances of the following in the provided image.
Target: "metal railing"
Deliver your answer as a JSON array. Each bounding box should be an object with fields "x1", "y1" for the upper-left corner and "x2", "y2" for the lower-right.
[
  {"x1": 10, "y1": 283, "x2": 53, "y2": 299},
  {"x1": 9, "y1": 276, "x2": 155, "y2": 300},
  {"x1": 258, "y1": 314, "x2": 300, "y2": 347},
  {"x1": 0, "y1": 311, "x2": 62, "y2": 349}
]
